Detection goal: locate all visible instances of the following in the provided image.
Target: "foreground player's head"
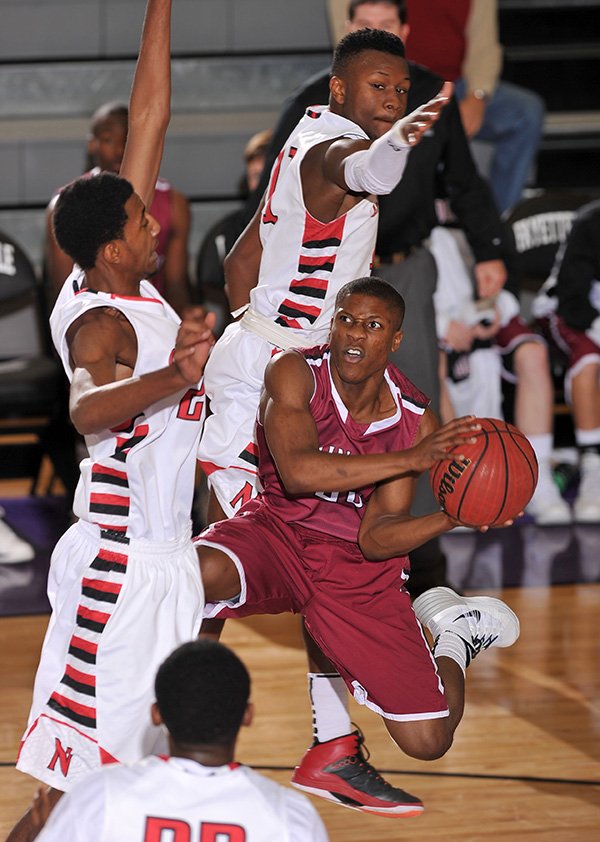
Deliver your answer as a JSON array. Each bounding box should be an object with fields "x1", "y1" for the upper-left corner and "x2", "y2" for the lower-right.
[
  {"x1": 330, "y1": 277, "x2": 405, "y2": 382},
  {"x1": 53, "y1": 172, "x2": 133, "y2": 270},
  {"x1": 154, "y1": 640, "x2": 252, "y2": 752},
  {"x1": 329, "y1": 28, "x2": 409, "y2": 138},
  {"x1": 335, "y1": 276, "x2": 405, "y2": 329}
]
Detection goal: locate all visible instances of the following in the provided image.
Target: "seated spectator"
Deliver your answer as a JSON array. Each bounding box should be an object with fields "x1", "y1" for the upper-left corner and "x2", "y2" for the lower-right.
[
  {"x1": 195, "y1": 129, "x2": 272, "y2": 336},
  {"x1": 533, "y1": 200, "x2": 600, "y2": 522},
  {"x1": 44, "y1": 102, "x2": 192, "y2": 315},
  {"x1": 430, "y1": 215, "x2": 571, "y2": 525},
  {"x1": 32, "y1": 640, "x2": 328, "y2": 841}
]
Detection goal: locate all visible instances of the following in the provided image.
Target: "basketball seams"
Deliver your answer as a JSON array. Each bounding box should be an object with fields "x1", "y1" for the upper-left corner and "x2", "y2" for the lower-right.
[
  {"x1": 456, "y1": 427, "x2": 490, "y2": 525},
  {"x1": 486, "y1": 418, "x2": 512, "y2": 526}
]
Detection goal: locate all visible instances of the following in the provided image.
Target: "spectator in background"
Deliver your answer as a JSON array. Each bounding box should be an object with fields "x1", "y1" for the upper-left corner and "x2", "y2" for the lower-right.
[
  {"x1": 44, "y1": 102, "x2": 193, "y2": 316},
  {"x1": 196, "y1": 129, "x2": 273, "y2": 336},
  {"x1": 328, "y1": 0, "x2": 546, "y2": 215},
  {"x1": 430, "y1": 213, "x2": 571, "y2": 525},
  {"x1": 31, "y1": 640, "x2": 328, "y2": 842},
  {"x1": 533, "y1": 199, "x2": 600, "y2": 522}
]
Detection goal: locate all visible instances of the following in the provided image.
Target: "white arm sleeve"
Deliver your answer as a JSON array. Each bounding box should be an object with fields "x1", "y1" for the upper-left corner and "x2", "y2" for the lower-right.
[{"x1": 343, "y1": 121, "x2": 411, "y2": 196}]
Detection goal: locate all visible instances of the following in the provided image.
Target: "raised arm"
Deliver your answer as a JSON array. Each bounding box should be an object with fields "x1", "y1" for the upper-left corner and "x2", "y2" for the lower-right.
[
  {"x1": 223, "y1": 203, "x2": 264, "y2": 313},
  {"x1": 261, "y1": 351, "x2": 478, "y2": 495},
  {"x1": 119, "y1": 0, "x2": 172, "y2": 210}
]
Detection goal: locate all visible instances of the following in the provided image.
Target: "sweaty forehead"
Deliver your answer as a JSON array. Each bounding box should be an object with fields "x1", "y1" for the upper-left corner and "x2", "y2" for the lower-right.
[{"x1": 347, "y1": 49, "x2": 407, "y2": 78}]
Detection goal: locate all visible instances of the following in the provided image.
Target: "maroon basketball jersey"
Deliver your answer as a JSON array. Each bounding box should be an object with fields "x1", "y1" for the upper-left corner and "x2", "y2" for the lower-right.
[{"x1": 257, "y1": 346, "x2": 429, "y2": 542}]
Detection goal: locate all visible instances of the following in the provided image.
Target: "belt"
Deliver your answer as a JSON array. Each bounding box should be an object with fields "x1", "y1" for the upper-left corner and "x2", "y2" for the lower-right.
[{"x1": 374, "y1": 246, "x2": 417, "y2": 266}]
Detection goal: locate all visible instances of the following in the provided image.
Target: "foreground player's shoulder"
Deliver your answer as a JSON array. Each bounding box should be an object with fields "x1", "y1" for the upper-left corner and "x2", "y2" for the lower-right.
[
  {"x1": 264, "y1": 349, "x2": 314, "y2": 398},
  {"x1": 241, "y1": 767, "x2": 329, "y2": 840}
]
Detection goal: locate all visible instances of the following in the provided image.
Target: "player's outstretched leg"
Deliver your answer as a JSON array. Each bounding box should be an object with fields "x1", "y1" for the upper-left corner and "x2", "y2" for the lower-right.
[
  {"x1": 291, "y1": 728, "x2": 424, "y2": 818},
  {"x1": 412, "y1": 586, "x2": 520, "y2": 669}
]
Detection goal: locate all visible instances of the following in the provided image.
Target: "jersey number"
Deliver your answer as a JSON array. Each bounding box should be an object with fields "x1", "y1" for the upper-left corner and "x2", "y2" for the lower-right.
[
  {"x1": 145, "y1": 818, "x2": 246, "y2": 842},
  {"x1": 177, "y1": 387, "x2": 205, "y2": 421}
]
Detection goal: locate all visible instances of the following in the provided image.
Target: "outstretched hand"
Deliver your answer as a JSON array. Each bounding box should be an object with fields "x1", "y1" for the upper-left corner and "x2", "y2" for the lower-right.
[
  {"x1": 409, "y1": 415, "x2": 480, "y2": 474},
  {"x1": 399, "y1": 80, "x2": 453, "y2": 146},
  {"x1": 172, "y1": 307, "x2": 216, "y2": 386}
]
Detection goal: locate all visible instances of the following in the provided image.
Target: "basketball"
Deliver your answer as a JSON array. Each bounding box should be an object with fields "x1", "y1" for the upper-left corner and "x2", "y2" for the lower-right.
[{"x1": 429, "y1": 418, "x2": 538, "y2": 527}]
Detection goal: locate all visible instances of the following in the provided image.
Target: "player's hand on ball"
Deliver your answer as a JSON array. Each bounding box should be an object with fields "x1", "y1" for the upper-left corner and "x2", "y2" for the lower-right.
[{"x1": 409, "y1": 416, "x2": 480, "y2": 473}]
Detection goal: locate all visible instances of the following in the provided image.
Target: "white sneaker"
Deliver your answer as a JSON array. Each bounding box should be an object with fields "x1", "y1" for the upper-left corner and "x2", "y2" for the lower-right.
[
  {"x1": 413, "y1": 586, "x2": 520, "y2": 667},
  {"x1": 0, "y1": 509, "x2": 35, "y2": 564},
  {"x1": 573, "y1": 452, "x2": 600, "y2": 523},
  {"x1": 526, "y1": 471, "x2": 572, "y2": 526}
]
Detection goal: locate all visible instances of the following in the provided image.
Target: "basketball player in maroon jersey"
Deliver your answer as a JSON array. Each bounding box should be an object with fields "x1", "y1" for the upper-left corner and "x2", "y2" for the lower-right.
[{"x1": 195, "y1": 277, "x2": 520, "y2": 817}]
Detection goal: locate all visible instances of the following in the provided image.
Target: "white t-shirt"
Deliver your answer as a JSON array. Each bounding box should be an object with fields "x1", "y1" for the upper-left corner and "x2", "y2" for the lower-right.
[{"x1": 36, "y1": 755, "x2": 328, "y2": 842}]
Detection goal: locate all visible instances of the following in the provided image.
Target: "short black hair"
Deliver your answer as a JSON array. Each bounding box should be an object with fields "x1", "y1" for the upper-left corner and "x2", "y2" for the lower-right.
[
  {"x1": 155, "y1": 640, "x2": 251, "y2": 747},
  {"x1": 347, "y1": 0, "x2": 407, "y2": 25},
  {"x1": 53, "y1": 172, "x2": 133, "y2": 270},
  {"x1": 332, "y1": 27, "x2": 405, "y2": 77},
  {"x1": 335, "y1": 276, "x2": 405, "y2": 329}
]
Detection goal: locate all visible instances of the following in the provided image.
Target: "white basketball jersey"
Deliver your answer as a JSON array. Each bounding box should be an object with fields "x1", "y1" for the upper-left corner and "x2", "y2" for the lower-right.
[
  {"x1": 252, "y1": 106, "x2": 379, "y2": 343},
  {"x1": 50, "y1": 270, "x2": 205, "y2": 542},
  {"x1": 37, "y1": 756, "x2": 328, "y2": 842}
]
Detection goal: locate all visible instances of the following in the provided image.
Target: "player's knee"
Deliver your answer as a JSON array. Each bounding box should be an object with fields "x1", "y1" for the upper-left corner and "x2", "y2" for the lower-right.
[
  {"x1": 387, "y1": 720, "x2": 454, "y2": 761},
  {"x1": 197, "y1": 546, "x2": 240, "y2": 601}
]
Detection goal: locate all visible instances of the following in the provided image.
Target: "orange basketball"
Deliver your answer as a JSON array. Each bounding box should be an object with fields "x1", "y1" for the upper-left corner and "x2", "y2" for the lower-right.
[{"x1": 429, "y1": 418, "x2": 538, "y2": 527}]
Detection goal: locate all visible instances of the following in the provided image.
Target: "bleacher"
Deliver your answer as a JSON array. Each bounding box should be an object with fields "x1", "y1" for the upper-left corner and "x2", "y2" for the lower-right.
[{"x1": 0, "y1": 0, "x2": 598, "y2": 284}]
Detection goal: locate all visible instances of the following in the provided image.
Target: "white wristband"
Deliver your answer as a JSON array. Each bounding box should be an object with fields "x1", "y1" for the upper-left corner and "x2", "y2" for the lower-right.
[{"x1": 343, "y1": 122, "x2": 411, "y2": 195}]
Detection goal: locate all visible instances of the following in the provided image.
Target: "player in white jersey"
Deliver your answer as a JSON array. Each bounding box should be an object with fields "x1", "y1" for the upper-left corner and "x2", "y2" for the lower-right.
[
  {"x1": 198, "y1": 28, "x2": 451, "y2": 520},
  {"x1": 33, "y1": 640, "x2": 328, "y2": 842},
  {"x1": 9, "y1": 4, "x2": 215, "y2": 840}
]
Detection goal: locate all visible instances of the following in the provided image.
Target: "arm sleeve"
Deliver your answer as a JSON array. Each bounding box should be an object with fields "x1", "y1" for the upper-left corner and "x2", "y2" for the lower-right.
[
  {"x1": 343, "y1": 123, "x2": 411, "y2": 195},
  {"x1": 463, "y1": 0, "x2": 502, "y2": 94}
]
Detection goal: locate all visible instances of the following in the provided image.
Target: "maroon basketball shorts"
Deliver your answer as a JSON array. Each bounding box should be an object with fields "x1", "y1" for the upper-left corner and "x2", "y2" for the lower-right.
[
  {"x1": 495, "y1": 315, "x2": 546, "y2": 383},
  {"x1": 195, "y1": 502, "x2": 449, "y2": 721}
]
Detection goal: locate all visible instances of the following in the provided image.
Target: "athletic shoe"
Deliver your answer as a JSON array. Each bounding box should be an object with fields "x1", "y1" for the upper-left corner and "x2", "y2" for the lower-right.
[
  {"x1": 412, "y1": 586, "x2": 520, "y2": 667},
  {"x1": 573, "y1": 452, "x2": 600, "y2": 523},
  {"x1": 0, "y1": 510, "x2": 35, "y2": 564},
  {"x1": 291, "y1": 730, "x2": 424, "y2": 818},
  {"x1": 526, "y1": 473, "x2": 572, "y2": 525}
]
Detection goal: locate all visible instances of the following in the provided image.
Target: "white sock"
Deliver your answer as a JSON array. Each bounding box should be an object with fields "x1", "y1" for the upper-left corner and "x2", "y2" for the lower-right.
[
  {"x1": 575, "y1": 427, "x2": 600, "y2": 450},
  {"x1": 307, "y1": 673, "x2": 351, "y2": 743},
  {"x1": 433, "y1": 631, "x2": 467, "y2": 675},
  {"x1": 527, "y1": 433, "x2": 554, "y2": 487}
]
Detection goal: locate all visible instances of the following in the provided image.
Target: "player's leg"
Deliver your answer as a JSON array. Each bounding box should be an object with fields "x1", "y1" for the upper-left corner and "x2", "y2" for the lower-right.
[
  {"x1": 498, "y1": 323, "x2": 571, "y2": 524},
  {"x1": 570, "y1": 359, "x2": 600, "y2": 521}
]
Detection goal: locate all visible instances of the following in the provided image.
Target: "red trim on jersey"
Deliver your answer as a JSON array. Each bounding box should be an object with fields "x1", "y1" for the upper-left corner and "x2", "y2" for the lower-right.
[
  {"x1": 90, "y1": 492, "x2": 131, "y2": 508},
  {"x1": 97, "y1": 546, "x2": 129, "y2": 564},
  {"x1": 49, "y1": 692, "x2": 96, "y2": 720},
  {"x1": 77, "y1": 605, "x2": 112, "y2": 626},
  {"x1": 276, "y1": 315, "x2": 304, "y2": 329},
  {"x1": 64, "y1": 663, "x2": 96, "y2": 688},
  {"x1": 197, "y1": 460, "x2": 220, "y2": 477},
  {"x1": 279, "y1": 298, "x2": 321, "y2": 319},
  {"x1": 303, "y1": 211, "x2": 346, "y2": 244},
  {"x1": 100, "y1": 747, "x2": 120, "y2": 764},
  {"x1": 82, "y1": 577, "x2": 123, "y2": 596},
  {"x1": 97, "y1": 523, "x2": 128, "y2": 533},
  {"x1": 290, "y1": 277, "x2": 329, "y2": 292},
  {"x1": 91, "y1": 464, "x2": 128, "y2": 481},
  {"x1": 297, "y1": 254, "x2": 337, "y2": 270},
  {"x1": 70, "y1": 635, "x2": 99, "y2": 655}
]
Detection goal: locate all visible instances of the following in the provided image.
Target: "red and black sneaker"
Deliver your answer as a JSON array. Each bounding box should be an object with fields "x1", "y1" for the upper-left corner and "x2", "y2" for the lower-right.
[{"x1": 291, "y1": 730, "x2": 424, "y2": 818}]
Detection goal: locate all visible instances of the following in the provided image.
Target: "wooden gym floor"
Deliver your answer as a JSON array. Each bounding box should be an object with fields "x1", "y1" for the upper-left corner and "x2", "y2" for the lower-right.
[{"x1": 1, "y1": 476, "x2": 599, "y2": 839}]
